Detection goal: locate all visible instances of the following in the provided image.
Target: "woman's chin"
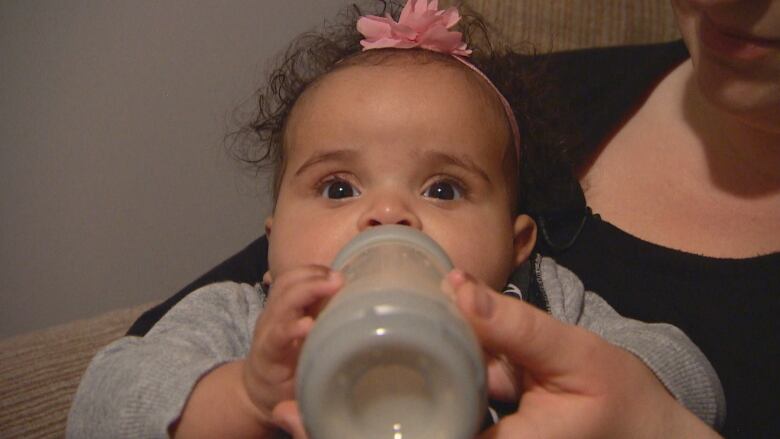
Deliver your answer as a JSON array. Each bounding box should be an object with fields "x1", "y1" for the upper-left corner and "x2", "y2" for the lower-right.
[{"x1": 695, "y1": 61, "x2": 780, "y2": 129}]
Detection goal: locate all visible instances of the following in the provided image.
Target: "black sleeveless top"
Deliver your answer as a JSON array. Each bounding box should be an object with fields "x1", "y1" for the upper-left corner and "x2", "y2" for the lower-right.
[
  {"x1": 534, "y1": 41, "x2": 780, "y2": 438},
  {"x1": 128, "y1": 41, "x2": 779, "y2": 437}
]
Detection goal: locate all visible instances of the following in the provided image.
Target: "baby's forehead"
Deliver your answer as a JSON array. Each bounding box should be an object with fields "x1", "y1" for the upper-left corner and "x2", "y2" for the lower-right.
[
  {"x1": 284, "y1": 50, "x2": 517, "y2": 186},
  {"x1": 299, "y1": 52, "x2": 508, "y2": 124},
  {"x1": 291, "y1": 60, "x2": 509, "y2": 144}
]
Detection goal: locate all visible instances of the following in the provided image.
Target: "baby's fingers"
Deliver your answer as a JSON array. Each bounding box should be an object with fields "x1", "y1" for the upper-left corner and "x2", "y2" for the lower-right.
[
  {"x1": 267, "y1": 265, "x2": 331, "y2": 296},
  {"x1": 273, "y1": 400, "x2": 309, "y2": 439},
  {"x1": 266, "y1": 267, "x2": 343, "y2": 319},
  {"x1": 254, "y1": 267, "x2": 343, "y2": 362},
  {"x1": 258, "y1": 316, "x2": 314, "y2": 363},
  {"x1": 486, "y1": 354, "x2": 520, "y2": 402}
]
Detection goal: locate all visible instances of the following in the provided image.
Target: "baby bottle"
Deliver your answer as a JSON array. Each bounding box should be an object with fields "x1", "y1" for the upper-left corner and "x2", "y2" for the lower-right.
[{"x1": 296, "y1": 225, "x2": 487, "y2": 439}]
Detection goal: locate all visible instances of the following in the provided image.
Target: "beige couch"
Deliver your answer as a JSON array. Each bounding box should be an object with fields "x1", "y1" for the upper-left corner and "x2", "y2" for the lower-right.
[{"x1": 0, "y1": 2, "x2": 679, "y2": 437}]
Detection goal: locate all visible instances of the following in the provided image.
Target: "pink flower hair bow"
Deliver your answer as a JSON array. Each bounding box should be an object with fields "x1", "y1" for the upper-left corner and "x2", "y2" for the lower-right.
[{"x1": 357, "y1": 0, "x2": 472, "y2": 56}]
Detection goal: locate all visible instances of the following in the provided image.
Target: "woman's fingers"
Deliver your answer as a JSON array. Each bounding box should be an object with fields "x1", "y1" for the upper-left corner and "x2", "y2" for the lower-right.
[
  {"x1": 485, "y1": 354, "x2": 520, "y2": 402},
  {"x1": 476, "y1": 405, "x2": 597, "y2": 439}
]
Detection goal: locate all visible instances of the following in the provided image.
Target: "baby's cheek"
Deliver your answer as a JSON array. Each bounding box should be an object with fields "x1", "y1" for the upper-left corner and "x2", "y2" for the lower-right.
[
  {"x1": 269, "y1": 245, "x2": 334, "y2": 278},
  {"x1": 461, "y1": 249, "x2": 514, "y2": 291}
]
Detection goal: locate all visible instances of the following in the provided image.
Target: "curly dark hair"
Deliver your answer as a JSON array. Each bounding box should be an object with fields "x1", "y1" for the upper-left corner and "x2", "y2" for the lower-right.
[{"x1": 228, "y1": 1, "x2": 576, "y2": 215}]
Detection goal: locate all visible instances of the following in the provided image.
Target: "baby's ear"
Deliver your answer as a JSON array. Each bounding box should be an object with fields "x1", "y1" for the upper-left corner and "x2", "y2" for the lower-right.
[
  {"x1": 512, "y1": 214, "x2": 537, "y2": 266},
  {"x1": 262, "y1": 270, "x2": 273, "y2": 286},
  {"x1": 264, "y1": 216, "x2": 273, "y2": 237}
]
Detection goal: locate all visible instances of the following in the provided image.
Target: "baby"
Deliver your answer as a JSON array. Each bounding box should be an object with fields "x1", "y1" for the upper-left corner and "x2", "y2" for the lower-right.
[{"x1": 67, "y1": 1, "x2": 724, "y2": 438}]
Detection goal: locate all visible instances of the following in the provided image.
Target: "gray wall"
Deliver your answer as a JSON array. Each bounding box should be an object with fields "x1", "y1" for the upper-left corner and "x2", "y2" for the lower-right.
[{"x1": 0, "y1": 0, "x2": 350, "y2": 338}]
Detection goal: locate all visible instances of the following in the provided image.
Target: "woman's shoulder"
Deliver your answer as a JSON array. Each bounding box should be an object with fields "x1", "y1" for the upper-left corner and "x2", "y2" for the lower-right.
[
  {"x1": 513, "y1": 41, "x2": 690, "y2": 218},
  {"x1": 538, "y1": 40, "x2": 689, "y2": 90},
  {"x1": 540, "y1": 41, "x2": 689, "y2": 160}
]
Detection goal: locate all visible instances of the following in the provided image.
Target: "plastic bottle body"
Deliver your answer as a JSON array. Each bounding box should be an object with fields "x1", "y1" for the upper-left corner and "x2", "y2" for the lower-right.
[{"x1": 296, "y1": 225, "x2": 487, "y2": 439}]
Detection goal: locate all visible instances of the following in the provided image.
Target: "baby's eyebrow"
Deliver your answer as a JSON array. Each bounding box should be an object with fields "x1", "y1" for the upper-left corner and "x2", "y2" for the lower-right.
[
  {"x1": 420, "y1": 150, "x2": 492, "y2": 184},
  {"x1": 294, "y1": 149, "x2": 356, "y2": 176}
]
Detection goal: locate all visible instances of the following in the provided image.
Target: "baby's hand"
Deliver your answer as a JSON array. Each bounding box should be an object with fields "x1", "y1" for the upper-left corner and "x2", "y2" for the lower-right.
[{"x1": 242, "y1": 265, "x2": 343, "y2": 428}]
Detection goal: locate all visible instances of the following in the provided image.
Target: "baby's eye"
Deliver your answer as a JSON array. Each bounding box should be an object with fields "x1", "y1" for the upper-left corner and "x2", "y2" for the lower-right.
[
  {"x1": 321, "y1": 179, "x2": 360, "y2": 199},
  {"x1": 422, "y1": 180, "x2": 463, "y2": 201}
]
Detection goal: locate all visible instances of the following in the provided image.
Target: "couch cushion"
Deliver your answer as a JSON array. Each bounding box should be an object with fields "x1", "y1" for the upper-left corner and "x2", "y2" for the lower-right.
[
  {"x1": 466, "y1": 0, "x2": 680, "y2": 51},
  {"x1": 0, "y1": 303, "x2": 152, "y2": 438}
]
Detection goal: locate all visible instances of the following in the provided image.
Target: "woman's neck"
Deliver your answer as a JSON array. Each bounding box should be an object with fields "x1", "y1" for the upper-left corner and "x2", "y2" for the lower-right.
[
  {"x1": 684, "y1": 63, "x2": 780, "y2": 197},
  {"x1": 581, "y1": 59, "x2": 780, "y2": 258}
]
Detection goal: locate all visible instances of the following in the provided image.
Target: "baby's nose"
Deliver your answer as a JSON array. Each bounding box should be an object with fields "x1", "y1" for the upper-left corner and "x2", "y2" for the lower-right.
[{"x1": 357, "y1": 193, "x2": 421, "y2": 230}]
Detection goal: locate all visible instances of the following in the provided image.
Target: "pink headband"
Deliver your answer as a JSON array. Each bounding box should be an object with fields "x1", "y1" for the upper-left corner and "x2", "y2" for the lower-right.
[{"x1": 356, "y1": 0, "x2": 521, "y2": 161}]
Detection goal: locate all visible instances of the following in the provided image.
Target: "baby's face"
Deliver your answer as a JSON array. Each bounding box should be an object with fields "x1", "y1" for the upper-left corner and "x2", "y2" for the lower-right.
[{"x1": 266, "y1": 62, "x2": 531, "y2": 290}]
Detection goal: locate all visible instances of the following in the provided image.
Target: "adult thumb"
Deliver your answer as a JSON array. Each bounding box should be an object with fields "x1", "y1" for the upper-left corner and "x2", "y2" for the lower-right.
[{"x1": 447, "y1": 269, "x2": 595, "y2": 378}]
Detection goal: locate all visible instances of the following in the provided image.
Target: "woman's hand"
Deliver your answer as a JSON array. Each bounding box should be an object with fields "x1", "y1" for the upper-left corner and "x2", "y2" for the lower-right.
[{"x1": 446, "y1": 269, "x2": 722, "y2": 439}]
